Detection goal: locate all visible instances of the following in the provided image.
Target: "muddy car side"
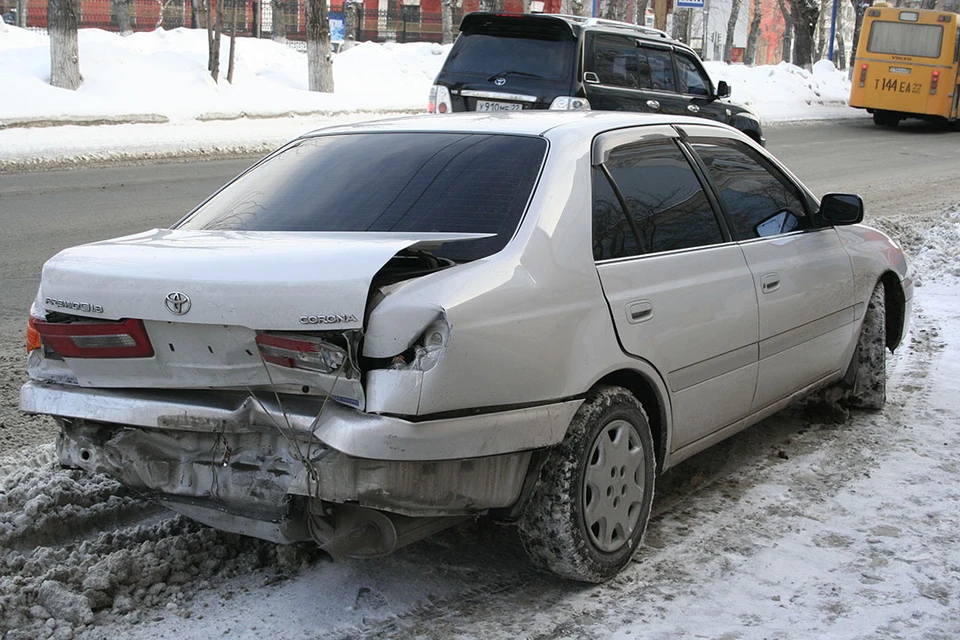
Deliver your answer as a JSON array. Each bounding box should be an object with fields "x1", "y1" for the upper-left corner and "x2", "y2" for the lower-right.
[{"x1": 20, "y1": 112, "x2": 911, "y2": 582}]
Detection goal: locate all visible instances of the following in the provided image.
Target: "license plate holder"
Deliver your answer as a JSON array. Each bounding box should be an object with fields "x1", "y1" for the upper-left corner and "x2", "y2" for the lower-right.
[{"x1": 475, "y1": 100, "x2": 524, "y2": 112}]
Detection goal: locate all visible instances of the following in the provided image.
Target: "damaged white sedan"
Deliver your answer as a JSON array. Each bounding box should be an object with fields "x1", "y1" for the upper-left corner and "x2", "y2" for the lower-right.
[{"x1": 20, "y1": 112, "x2": 912, "y2": 582}]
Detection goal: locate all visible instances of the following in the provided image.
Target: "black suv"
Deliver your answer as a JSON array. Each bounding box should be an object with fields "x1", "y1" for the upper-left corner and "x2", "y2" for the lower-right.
[{"x1": 429, "y1": 12, "x2": 764, "y2": 145}]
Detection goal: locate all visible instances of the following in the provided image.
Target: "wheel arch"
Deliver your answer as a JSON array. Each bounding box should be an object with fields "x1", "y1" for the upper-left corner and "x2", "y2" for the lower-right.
[{"x1": 592, "y1": 368, "x2": 669, "y2": 473}]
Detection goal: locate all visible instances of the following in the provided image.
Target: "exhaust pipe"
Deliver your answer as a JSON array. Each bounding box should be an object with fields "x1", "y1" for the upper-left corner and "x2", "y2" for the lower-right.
[{"x1": 308, "y1": 501, "x2": 466, "y2": 559}]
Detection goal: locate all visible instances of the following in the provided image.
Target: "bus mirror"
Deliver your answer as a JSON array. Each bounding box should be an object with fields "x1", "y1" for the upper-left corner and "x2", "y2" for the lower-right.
[{"x1": 819, "y1": 193, "x2": 864, "y2": 225}]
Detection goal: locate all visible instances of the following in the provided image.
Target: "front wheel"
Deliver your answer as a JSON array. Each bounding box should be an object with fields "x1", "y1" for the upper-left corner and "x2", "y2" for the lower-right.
[
  {"x1": 518, "y1": 386, "x2": 656, "y2": 583},
  {"x1": 844, "y1": 282, "x2": 887, "y2": 409}
]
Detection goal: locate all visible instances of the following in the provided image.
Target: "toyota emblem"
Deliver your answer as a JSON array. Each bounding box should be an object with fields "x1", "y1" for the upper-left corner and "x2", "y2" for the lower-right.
[
  {"x1": 494, "y1": 77, "x2": 506, "y2": 86},
  {"x1": 164, "y1": 291, "x2": 191, "y2": 315}
]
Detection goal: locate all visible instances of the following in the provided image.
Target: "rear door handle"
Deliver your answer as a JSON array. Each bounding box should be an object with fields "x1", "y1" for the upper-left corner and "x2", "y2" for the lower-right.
[
  {"x1": 646, "y1": 100, "x2": 660, "y2": 110},
  {"x1": 627, "y1": 300, "x2": 654, "y2": 324},
  {"x1": 760, "y1": 273, "x2": 781, "y2": 293}
]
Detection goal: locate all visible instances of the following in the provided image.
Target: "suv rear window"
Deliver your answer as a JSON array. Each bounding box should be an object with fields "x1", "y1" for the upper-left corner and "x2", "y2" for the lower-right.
[
  {"x1": 443, "y1": 32, "x2": 576, "y2": 81},
  {"x1": 177, "y1": 133, "x2": 547, "y2": 262}
]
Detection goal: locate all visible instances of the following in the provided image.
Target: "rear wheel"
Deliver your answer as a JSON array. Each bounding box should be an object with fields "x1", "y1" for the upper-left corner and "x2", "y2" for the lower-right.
[
  {"x1": 844, "y1": 282, "x2": 887, "y2": 410},
  {"x1": 518, "y1": 386, "x2": 656, "y2": 583},
  {"x1": 873, "y1": 111, "x2": 899, "y2": 128}
]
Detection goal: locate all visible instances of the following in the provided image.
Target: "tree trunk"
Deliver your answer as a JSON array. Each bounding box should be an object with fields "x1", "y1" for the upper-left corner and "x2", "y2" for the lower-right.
[
  {"x1": 635, "y1": 0, "x2": 650, "y2": 25},
  {"x1": 744, "y1": 0, "x2": 762, "y2": 65},
  {"x1": 113, "y1": 0, "x2": 134, "y2": 35},
  {"x1": 777, "y1": 0, "x2": 794, "y2": 64},
  {"x1": 848, "y1": 0, "x2": 871, "y2": 76},
  {"x1": 442, "y1": 0, "x2": 453, "y2": 44},
  {"x1": 208, "y1": 0, "x2": 221, "y2": 82},
  {"x1": 791, "y1": 0, "x2": 818, "y2": 69},
  {"x1": 16, "y1": 0, "x2": 28, "y2": 27},
  {"x1": 271, "y1": 0, "x2": 287, "y2": 43},
  {"x1": 723, "y1": 0, "x2": 743, "y2": 62},
  {"x1": 306, "y1": 0, "x2": 334, "y2": 92},
  {"x1": 835, "y1": 27, "x2": 845, "y2": 68},
  {"x1": 672, "y1": 8, "x2": 690, "y2": 43},
  {"x1": 227, "y1": 0, "x2": 238, "y2": 83},
  {"x1": 48, "y1": 0, "x2": 82, "y2": 90}
]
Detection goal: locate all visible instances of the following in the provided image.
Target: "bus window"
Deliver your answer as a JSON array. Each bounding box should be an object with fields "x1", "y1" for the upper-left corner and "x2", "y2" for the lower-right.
[{"x1": 866, "y1": 21, "x2": 943, "y2": 58}]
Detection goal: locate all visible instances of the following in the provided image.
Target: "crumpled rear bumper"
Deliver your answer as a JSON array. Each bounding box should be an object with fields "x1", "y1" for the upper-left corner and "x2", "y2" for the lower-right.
[{"x1": 20, "y1": 381, "x2": 580, "y2": 524}]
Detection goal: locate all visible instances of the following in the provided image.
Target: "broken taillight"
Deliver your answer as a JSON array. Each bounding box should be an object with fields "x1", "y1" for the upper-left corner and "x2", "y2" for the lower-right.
[
  {"x1": 255, "y1": 333, "x2": 347, "y2": 374},
  {"x1": 26, "y1": 315, "x2": 41, "y2": 353},
  {"x1": 33, "y1": 318, "x2": 154, "y2": 358}
]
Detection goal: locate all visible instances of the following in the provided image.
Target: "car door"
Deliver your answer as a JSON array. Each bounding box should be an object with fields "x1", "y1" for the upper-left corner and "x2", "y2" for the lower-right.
[
  {"x1": 592, "y1": 127, "x2": 759, "y2": 451},
  {"x1": 583, "y1": 33, "x2": 654, "y2": 112},
  {"x1": 681, "y1": 126, "x2": 857, "y2": 412},
  {"x1": 673, "y1": 50, "x2": 728, "y2": 125}
]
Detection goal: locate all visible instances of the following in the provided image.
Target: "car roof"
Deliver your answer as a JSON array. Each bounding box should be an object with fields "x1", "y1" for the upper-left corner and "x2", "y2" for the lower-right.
[
  {"x1": 301, "y1": 111, "x2": 738, "y2": 141},
  {"x1": 459, "y1": 11, "x2": 672, "y2": 42}
]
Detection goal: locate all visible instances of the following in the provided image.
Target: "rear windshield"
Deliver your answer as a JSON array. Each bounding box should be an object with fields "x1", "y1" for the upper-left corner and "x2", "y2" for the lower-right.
[
  {"x1": 866, "y1": 21, "x2": 943, "y2": 58},
  {"x1": 177, "y1": 133, "x2": 547, "y2": 262},
  {"x1": 443, "y1": 32, "x2": 577, "y2": 81}
]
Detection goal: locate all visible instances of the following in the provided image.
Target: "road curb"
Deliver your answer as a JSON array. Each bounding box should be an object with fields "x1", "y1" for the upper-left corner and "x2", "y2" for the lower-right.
[{"x1": 0, "y1": 114, "x2": 170, "y2": 130}]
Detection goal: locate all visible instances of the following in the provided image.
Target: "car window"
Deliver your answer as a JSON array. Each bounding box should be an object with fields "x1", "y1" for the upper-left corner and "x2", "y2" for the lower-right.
[
  {"x1": 691, "y1": 141, "x2": 809, "y2": 240},
  {"x1": 595, "y1": 140, "x2": 724, "y2": 257},
  {"x1": 590, "y1": 34, "x2": 641, "y2": 88},
  {"x1": 640, "y1": 47, "x2": 676, "y2": 92},
  {"x1": 675, "y1": 53, "x2": 710, "y2": 96},
  {"x1": 442, "y1": 32, "x2": 576, "y2": 81},
  {"x1": 177, "y1": 133, "x2": 548, "y2": 262}
]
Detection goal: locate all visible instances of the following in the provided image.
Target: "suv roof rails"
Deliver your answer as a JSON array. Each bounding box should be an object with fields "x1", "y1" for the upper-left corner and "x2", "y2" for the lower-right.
[{"x1": 549, "y1": 13, "x2": 670, "y2": 39}]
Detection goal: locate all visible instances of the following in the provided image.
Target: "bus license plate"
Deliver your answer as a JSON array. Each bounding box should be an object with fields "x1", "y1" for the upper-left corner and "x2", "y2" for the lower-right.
[
  {"x1": 475, "y1": 100, "x2": 524, "y2": 112},
  {"x1": 888, "y1": 66, "x2": 911, "y2": 74}
]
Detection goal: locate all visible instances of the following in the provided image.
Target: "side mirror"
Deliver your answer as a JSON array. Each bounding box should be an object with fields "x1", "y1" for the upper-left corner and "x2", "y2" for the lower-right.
[
  {"x1": 819, "y1": 193, "x2": 864, "y2": 225},
  {"x1": 716, "y1": 80, "x2": 731, "y2": 99}
]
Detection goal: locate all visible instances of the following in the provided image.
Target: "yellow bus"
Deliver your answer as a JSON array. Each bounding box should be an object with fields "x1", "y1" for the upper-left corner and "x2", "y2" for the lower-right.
[{"x1": 849, "y1": 5, "x2": 960, "y2": 127}]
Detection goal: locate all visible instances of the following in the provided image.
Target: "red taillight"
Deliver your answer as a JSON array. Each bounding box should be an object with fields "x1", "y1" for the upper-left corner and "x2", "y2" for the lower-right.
[
  {"x1": 26, "y1": 316, "x2": 41, "y2": 353},
  {"x1": 255, "y1": 333, "x2": 347, "y2": 374},
  {"x1": 859, "y1": 63, "x2": 868, "y2": 87},
  {"x1": 33, "y1": 318, "x2": 154, "y2": 359},
  {"x1": 931, "y1": 69, "x2": 940, "y2": 94}
]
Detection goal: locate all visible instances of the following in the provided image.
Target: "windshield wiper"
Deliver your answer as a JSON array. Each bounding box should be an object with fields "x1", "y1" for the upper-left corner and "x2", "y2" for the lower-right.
[{"x1": 486, "y1": 69, "x2": 545, "y2": 81}]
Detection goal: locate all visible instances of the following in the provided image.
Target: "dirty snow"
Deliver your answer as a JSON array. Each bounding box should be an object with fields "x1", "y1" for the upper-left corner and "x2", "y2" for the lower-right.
[{"x1": 2, "y1": 17, "x2": 960, "y2": 640}]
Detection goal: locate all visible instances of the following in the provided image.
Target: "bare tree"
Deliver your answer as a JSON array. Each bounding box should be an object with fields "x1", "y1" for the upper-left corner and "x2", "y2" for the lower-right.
[
  {"x1": 442, "y1": 0, "x2": 453, "y2": 44},
  {"x1": 207, "y1": 0, "x2": 224, "y2": 82},
  {"x1": 790, "y1": 0, "x2": 819, "y2": 68},
  {"x1": 271, "y1": 0, "x2": 288, "y2": 43},
  {"x1": 777, "y1": 0, "x2": 793, "y2": 63},
  {"x1": 847, "y1": 0, "x2": 871, "y2": 76},
  {"x1": 744, "y1": 0, "x2": 762, "y2": 64},
  {"x1": 305, "y1": 0, "x2": 334, "y2": 92},
  {"x1": 227, "y1": 0, "x2": 239, "y2": 83},
  {"x1": 15, "y1": 0, "x2": 27, "y2": 27},
  {"x1": 723, "y1": 0, "x2": 743, "y2": 61},
  {"x1": 49, "y1": 0, "x2": 82, "y2": 90},
  {"x1": 113, "y1": 0, "x2": 134, "y2": 35}
]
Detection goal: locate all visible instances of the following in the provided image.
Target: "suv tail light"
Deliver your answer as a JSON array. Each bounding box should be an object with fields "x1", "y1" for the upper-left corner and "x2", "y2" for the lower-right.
[
  {"x1": 428, "y1": 85, "x2": 453, "y2": 114},
  {"x1": 256, "y1": 333, "x2": 347, "y2": 374},
  {"x1": 33, "y1": 318, "x2": 154, "y2": 359},
  {"x1": 549, "y1": 96, "x2": 591, "y2": 111}
]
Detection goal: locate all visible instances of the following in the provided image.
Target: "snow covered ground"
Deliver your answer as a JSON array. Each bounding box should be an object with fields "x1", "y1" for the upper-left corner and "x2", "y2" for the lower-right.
[
  {"x1": 0, "y1": 21, "x2": 857, "y2": 170},
  {"x1": 1, "y1": 19, "x2": 959, "y2": 640}
]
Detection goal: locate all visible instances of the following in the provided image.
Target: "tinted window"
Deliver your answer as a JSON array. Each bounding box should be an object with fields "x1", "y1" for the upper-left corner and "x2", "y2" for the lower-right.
[
  {"x1": 641, "y1": 47, "x2": 676, "y2": 92},
  {"x1": 178, "y1": 133, "x2": 547, "y2": 262},
  {"x1": 592, "y1": 167, "x2": 642, "y2": 260},
  {"x1": 591, "y1": 34, "x2": 641, "y2": 88},
  {"x1": 675, "y1": 53, "x2": 710, "y2": 96},
  {"x1": 442, "y1": 32, "x2": 576, "y2": 80},
  {"x1": 601, "y1": 141, "x2": 723, "y2": 255},
  {"x1": 692, "y1": 141, "x2": 808, "y2": 240}
]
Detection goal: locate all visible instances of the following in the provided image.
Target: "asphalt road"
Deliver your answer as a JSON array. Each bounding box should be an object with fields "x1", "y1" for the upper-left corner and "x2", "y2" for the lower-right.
[{"x1": 1, "y1": 116, "x2": 958, "y2": 331}]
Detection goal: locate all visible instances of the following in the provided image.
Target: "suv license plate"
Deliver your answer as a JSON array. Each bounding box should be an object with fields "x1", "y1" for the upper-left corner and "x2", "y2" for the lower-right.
[{"x1": 475, "y1": 100, "x2": 524, "y2": 112}]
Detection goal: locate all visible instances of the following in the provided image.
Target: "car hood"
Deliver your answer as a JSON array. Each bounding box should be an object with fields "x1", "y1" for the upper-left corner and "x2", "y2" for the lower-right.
[{"x1": 39, "y1": 228, "x2": 486, "y2": 330}]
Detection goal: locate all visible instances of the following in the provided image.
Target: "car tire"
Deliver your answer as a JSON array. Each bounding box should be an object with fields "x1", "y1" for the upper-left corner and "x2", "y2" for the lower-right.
[
  {"x1": 518, "y1": 385, "x2": 656, "y2": 583},
  {"x1": 873, "y1": 111, "x2": 898, "y2": 128},
  {"x1": 844, "y1": 282, "x2": 887, "y2": 410}
]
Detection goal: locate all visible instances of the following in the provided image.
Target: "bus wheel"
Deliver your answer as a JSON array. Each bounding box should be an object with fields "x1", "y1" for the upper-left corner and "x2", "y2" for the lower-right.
[{"x1": 873, "y1": 111, "x2": 898, "y2": 128}]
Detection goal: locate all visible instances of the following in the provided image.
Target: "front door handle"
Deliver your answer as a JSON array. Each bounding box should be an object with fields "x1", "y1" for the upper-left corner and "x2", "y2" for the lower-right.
[
  {"x1": 646, "y1": 100, "x2": 661, "y2": 110},
  {"x1": 627, "y1": 300, "x2": 654, "y2": 324},
  {"x1": 760, "y1": 273, "x2": 781, "y2": 294},
  {"x1": 687, "y1": 104, "x2": 700, "y2": 113}
]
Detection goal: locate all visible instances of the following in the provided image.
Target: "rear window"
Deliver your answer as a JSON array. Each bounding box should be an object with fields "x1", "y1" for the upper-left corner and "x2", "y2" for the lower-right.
[
  {"x1": 866, "y1": 21, "x2": 943, "y2": 58},
  {"x1": 177, "y1": 133, "x2": 547, "y2": 262},
  {"x1": 443, "y1": 32, "x2": 577, "y2": 81}
]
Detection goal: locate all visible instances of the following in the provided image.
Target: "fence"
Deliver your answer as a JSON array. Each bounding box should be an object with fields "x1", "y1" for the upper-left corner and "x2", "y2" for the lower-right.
[{"x1": 2, "y1": 0, "x2": 463, "y2": 44}]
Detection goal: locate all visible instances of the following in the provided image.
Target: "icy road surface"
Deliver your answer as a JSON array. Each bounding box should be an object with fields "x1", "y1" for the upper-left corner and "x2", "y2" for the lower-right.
[{"x1": 1, "y1": 209, "x2": 959, "y2": 640}]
